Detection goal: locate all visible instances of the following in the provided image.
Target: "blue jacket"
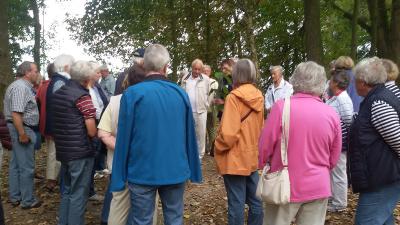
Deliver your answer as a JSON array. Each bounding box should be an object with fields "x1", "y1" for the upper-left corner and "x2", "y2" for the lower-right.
[
  {"x1": 110, "y1": 75, "x2": 202, "y2": 191},
  {"x1": 345, "y1": 69, "x2": 363, "y2": 113}
]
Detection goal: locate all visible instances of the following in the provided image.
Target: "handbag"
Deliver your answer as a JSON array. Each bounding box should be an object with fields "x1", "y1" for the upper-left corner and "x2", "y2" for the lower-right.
[{"x1": 256, "y1": 96, "x2": 291, "y2": 205}]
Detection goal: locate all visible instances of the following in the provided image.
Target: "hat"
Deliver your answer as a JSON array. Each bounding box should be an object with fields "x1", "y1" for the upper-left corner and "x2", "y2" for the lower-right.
[{"x1": 133, "y1": 48, "x2": 145, "y2": 58}]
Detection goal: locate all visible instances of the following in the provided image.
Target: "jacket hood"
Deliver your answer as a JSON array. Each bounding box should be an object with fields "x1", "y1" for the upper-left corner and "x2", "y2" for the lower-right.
[{"x1": 231, "y1": 84, "x2": 264, "y2": 112}]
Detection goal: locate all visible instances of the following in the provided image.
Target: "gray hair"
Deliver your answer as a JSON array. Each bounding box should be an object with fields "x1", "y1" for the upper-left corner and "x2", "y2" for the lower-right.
[
  {"x1": 54, "y1": 54, "x2": 75, "y2": 73},
  {"x1": 143, "y1": 44, "x2": 170, "y2": 72},
  {"x1": 203, "y1": 64, "x2": 211, "y2": 70},
  {"x1": 98, "y1": 64, "x2": 108, "y2": 71},
  {"x1": 290, "y1": 61, "x2": 327, "y2": 96},
  {"x1": 70, "y1": 60, "x2": 96, "y2": 82},
  {"x1": 354, "y1": 57, "x2": 387, "y2": 85},
  {"x1": 16, "y1": 61, "x2": 34, "y2": 77},
  {"x1": 269, "y1": 65, "x2": 283, "y2": 74},
  {"x1": 191, "y1": 59, "x2": 204, "y2": 68},
  {"x1": 232, "y1": 59, "x2": 257, "y2": 85}
]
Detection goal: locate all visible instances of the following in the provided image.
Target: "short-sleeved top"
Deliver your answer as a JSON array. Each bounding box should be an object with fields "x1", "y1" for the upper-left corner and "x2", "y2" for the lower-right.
[{"x1": 3, "y1": 79, "x2": 39, "y2": 126}]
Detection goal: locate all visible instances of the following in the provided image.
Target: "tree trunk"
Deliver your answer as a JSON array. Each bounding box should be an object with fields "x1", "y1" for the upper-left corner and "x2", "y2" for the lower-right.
[
  {"x1": 31, "y1": 0, "x2": 41, "y2": 71},
  {"x1": 350, "y1": 0, "x2": 359, "y2": 60},
  {"x1": 303, "y1": 0, "x2": 323, "y2": 64},
  {"x1": 204, "y1": 0, "x2": 211, "y2": 64},
  {"x1": 0, "y1": 0, "x2": 13, "y2": 110},
  {"x1": 244, "y1": 0, "x2": 258, "y2": 75},
  {"x1": 367, "y1": 0, "x2": 378, "y2": 55},
  {"x1": 390, "y1": 0, "x2": 400, "y2": 67},
  {"x1": 168, "y1": 0, "x2": 178, "y2": 82},
  {"x1": 233, "y1": 12, "x2": 242, "y2": 58}
]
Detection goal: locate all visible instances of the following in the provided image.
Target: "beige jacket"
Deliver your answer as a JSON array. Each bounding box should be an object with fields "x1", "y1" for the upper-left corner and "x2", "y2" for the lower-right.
[{"x1": 181, "y1": 73, "x2": 211, "y2": 113}]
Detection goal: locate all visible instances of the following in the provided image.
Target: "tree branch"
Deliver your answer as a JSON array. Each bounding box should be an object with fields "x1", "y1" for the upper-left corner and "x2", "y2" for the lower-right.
[{"x1": 330, "y1": 1, "x2": 371, "y2": 33}]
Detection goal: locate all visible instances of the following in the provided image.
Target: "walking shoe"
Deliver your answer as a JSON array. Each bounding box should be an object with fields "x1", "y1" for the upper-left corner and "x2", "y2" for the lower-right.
[
  {"x1": 9, "y1": 200, "x2": 20, "y2": 207},
  {"x1": 88, "y1": 194, "x2": 104, "y2": 201},
  {"x1": 327, "y1": 205, "x2": 346, "y2": 213},
  {"x1": 21, "y1": 200, "x2": 42, "y2": 210}
]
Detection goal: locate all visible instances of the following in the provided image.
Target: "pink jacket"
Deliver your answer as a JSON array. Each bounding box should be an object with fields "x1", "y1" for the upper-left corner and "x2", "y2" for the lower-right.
[{"x1": 259, "y1": 93, "x2": 342, "y2": 202}]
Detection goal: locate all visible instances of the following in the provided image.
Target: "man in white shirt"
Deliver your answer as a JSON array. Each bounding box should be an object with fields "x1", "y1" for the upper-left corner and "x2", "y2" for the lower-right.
[
  {"x1": 264, "y1": 65, "x2": 293, "y2": 113},
  {"x1": 181, "y1": 59, "x2": 210, "y2": 159}
]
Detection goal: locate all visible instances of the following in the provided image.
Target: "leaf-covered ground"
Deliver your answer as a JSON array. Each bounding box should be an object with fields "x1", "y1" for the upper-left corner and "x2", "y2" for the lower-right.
[{"x1": 2, "y1": 148, "x2": 400, "y2": 225}]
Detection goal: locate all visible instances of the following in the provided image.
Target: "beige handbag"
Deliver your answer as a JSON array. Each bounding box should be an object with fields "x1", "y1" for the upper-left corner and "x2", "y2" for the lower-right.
[{"x1": 256, "y1": 96, "x2": 291, "y2": 205}]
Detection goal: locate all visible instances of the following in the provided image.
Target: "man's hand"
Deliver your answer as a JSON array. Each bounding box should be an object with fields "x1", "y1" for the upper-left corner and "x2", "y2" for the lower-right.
[{"x1": 18, "y1": 133, "x2": 30, "y2": 144}]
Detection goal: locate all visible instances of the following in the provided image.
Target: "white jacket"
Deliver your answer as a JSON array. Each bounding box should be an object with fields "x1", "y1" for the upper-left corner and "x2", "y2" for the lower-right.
[{"x1": 181, "y1": 73, "x2": 211, "y2": 113}]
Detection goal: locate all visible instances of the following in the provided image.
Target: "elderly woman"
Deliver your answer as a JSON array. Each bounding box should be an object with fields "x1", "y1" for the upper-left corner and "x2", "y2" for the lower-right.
[
  {"x1": 325, "y1": 70, "x2": 353, "y2": 212},
  {"x1": 349, "y1": 58, "x2": 400, "y2": 225},
  {"x1": 214, "y1": 59, "x2": 264, "y2": 225},
  {"x1": 382, "y1": 58, "x2": 400, "y2": 98},
  {"x1": 97, "y1": 64, "x2": 151, "y2": 225},
  {"x1": 334, "y1": 56, "x2": 363, "y2": 112},
  {"x1": 259, "y1": 61, "x2": 342, "y2": 225}
]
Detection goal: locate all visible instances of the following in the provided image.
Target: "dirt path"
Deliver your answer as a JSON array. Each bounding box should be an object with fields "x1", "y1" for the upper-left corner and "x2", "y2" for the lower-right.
[{"x1": 2, "y1": 149, "x2": 400, "y2": 224}]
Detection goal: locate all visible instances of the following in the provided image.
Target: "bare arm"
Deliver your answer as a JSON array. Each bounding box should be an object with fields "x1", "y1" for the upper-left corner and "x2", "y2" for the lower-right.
[
  {"x1": 85, "y1": 118, "x2": 97, "y2": 138},
  {"x1": 12, "y1": 112, "x2": 30, "y2": 144},
  {"x1": 98, "y1": 129, "x2": 116, "y2": 150}
]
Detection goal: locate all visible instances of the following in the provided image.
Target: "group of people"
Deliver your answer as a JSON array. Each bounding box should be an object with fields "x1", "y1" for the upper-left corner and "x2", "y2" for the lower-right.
[{"x1": 0, "y1": 42, "x2": 400, "y2": 225}]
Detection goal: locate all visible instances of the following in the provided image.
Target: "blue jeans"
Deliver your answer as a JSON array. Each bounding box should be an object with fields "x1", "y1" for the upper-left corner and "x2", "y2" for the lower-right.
[
  {"x1": 355, "y1": 181, "x2": 400, "y2": 225},
  {"x1": 128, "y1": 182, "x2": 185, "y2": 225},
  {"x1": 101, "y1": 180, "x2": 113, "y2": 223},
  {"x1": 58, "y1": 157, "x2": 94, "y2": 225},
  {"x1": 7, "y1": 124, "x2": 38, "y2": 207},
  {"x1": 223, "y1": 172, "x2": 263, "y2": 225}
]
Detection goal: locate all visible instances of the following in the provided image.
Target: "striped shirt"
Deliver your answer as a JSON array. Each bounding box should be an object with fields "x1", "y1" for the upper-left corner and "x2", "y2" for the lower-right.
[
  {"x1": 76, "y1": 95, "x2": 96, "y2": 120},
  {"x1": 385, "y1": 81, "x2": 400, "y2": 99},
  {"x1": 371, "y1": 99, "x2": 400, "y2": 156},
  {"x1": 3, "y1": 79, "x2": 39, "y2": 126},
  {"x1": 326, "y1": 90, "x2": 354, "y2": 151}
]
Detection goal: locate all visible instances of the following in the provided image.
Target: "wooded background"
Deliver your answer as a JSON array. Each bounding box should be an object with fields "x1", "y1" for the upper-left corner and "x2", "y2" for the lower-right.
[{"x1": 0, "y1": 0, "x2": 399, "y2": 109}]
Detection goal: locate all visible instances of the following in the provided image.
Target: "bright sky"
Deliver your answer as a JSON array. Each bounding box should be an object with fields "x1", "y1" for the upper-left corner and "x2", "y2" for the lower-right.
[{"x1": 22, "y1": 0, "x2": 124, "y2": 77}]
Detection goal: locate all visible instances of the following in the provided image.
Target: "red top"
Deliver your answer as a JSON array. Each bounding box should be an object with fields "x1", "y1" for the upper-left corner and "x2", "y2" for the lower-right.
[
  {"x1": 36, "y1": 80, "x2": 50, "y2": 136},
  {"x1": 76, "y1": 95, "x2": 96, "y2": 120}
]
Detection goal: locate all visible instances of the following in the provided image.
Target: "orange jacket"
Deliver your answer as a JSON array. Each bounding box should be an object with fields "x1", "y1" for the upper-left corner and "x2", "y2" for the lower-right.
[{"x1": 214, "y1": 84, "x2": 264, "y2": 176}]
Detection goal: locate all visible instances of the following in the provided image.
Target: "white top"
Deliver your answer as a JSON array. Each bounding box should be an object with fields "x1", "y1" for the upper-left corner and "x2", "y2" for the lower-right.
[
  {"x1": 186, "y1": 76, "x2": 199, "y2": 113},
  {"x1": 89, "y1": 86, "x2": 104, "y2": 119},
  {"x1": 265, "y1": 78, "x2": 293, "y2": 110}
]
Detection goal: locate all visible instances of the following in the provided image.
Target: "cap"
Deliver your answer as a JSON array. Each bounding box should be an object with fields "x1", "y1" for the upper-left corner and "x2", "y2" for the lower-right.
[{"x1": 133, "y1": 48, "x2": 145, "y2": 58}]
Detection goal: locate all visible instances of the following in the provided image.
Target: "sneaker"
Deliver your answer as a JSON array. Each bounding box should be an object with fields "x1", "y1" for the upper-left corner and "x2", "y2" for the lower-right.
[
  {"x1": 89, "y1": 194, "x2": 104, "y2": 201},
  {"x1": 9, "y1": 200, "x2": 20, "y2": 207},
  {"x1": 327, "y1": 205, "x2": 346, "y2": 213},
  {"x1": 21, "y1": 200, "x2": 42, "y2": 210}
]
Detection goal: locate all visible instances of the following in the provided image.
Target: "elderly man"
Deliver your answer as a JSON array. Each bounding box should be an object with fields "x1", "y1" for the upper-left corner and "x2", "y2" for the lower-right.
[
  {"x1": 99, "y1": 65, "x2": 115, "y2": 98},
  {"x1": 264, "y1": 65, "x2": 293, "y2": 113},
  {"x1": 349, "y1": 58, "x2": 400, "y2": 225},
  {"x1": 3, "y1": 61, "x2": 41, "y2": 209},
  {"x1": 181, "y1": 59, "x2": 211, "y2": 159},
  {"x1": 52, "y1": 60, "x2": 97, "y2": 225},
  {"x1": 45, "y1": 54, "x2": 75, "y2": 190},
  {"x1": 111, "y1": 44, "x2": 202, "y2": 225}
]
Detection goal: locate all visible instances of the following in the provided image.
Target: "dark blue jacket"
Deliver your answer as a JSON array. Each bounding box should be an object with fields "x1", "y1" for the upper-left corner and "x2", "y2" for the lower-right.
[
  {"x1": 345, "y1": 69, "x2": 363, "y2": 113},
  {"x1": 52, "y1": 80, "x2": 95, "y2": 162},
  {"x1": 349, "y1": 84, "x2": 400, "y2": 193},
  {"x1": 45, "y1": 73, "x2": 69, "y2": 135}
]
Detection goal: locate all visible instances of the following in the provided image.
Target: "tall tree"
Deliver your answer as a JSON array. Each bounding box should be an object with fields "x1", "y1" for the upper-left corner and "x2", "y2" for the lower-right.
[
  {"x1": 304, "y1": 0, "x2": 324, "y2": 64},
  {"x1": 350, "y1": 0, "x2": 359, "y2": 59},
  {"x1": 0, "y1": 0, "x2": 13, "y2": 110},
  {"x1": 31, "y1": 0, "x2": 41, "y2": 71}
]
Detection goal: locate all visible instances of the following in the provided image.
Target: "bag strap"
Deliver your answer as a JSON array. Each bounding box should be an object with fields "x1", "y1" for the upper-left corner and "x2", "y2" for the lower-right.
[{"x1": 281, "y1": 97, "x2": 290, "y2": 167}]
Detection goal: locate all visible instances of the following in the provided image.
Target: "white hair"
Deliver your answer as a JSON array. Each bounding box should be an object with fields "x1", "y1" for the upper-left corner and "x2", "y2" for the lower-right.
[
  {"x1": 232, "y1": 59, "x2": 257, "y2": 85},
  {"x1": 143, "y1": 44, "x2": 170, "y2": 72},
  {"x1": 54, "y1": 54, "x2": 75, "y2": 73},
  {"x1": 70, "y1": 60, "x2": 96, "y2": 82},
  {"x1": 290, "y1": 61, "x2": 327, "y2": 96},
  {"x1": 269, "y1": 65, "x2": 283, "y2": 74},
  {"x1": 354, "y1": 57, "x2": 387, "y2": 85}
]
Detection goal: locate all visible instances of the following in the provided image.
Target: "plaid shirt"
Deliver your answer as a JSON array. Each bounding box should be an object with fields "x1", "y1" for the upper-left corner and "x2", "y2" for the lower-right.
[{"x1": 3, "y1": 79, "x2": 39, "y2": 126}]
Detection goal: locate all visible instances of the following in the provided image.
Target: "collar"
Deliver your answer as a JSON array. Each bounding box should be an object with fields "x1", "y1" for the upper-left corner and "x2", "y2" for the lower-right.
[
  {"x1": 386, "y1": 81, "x2": 396, "y2": 85},
  {"x1": 145, "y1": 74, "x2": 168, "y2": 81},
  {"x1": 292, "y1": 92, "x2": 323, "y2": 102},
  {"x1": 58, "y1": 72, "x2": 71, "y2": 79},
  {"x1": 20, "y1": 78, "x2": 34, "y2": 88}
]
